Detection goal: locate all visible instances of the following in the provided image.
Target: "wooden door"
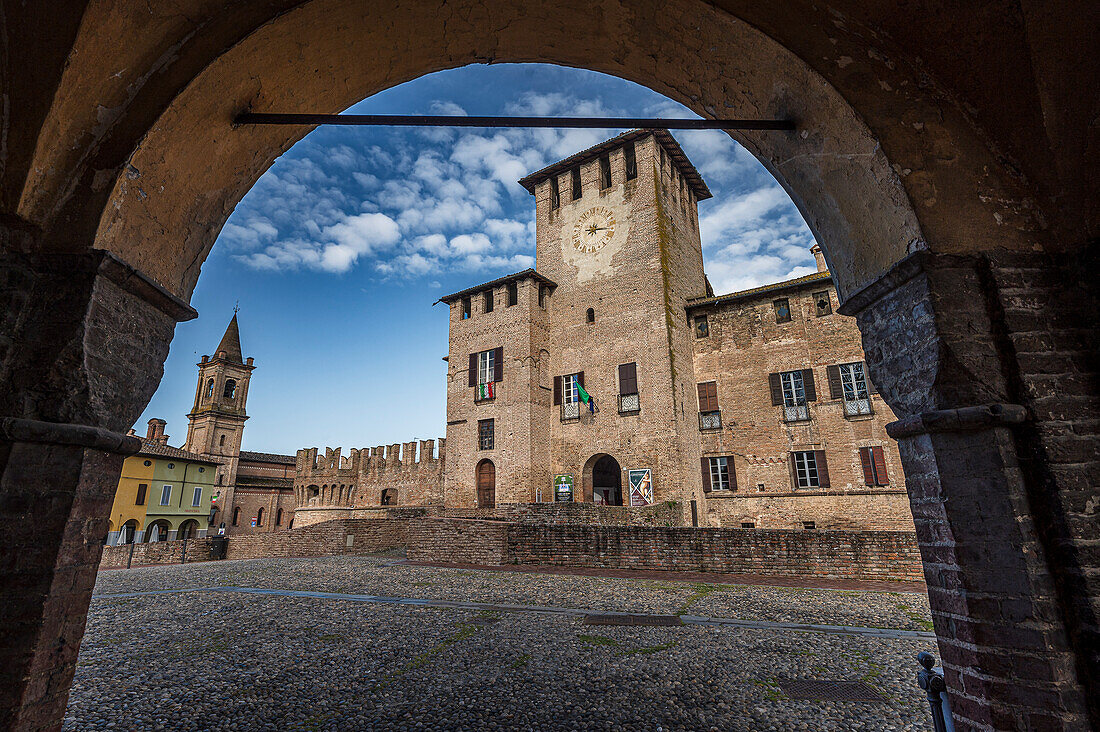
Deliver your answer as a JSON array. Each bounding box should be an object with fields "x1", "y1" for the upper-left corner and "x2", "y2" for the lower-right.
[{"x1": 477, "y1": 460, "x2": 496, "y2": 508}]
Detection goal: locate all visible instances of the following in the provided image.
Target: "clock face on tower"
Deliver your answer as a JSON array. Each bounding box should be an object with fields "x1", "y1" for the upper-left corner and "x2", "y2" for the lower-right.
[{"x1": 571, "y1": 206, "x2": 616, "y2": 253}]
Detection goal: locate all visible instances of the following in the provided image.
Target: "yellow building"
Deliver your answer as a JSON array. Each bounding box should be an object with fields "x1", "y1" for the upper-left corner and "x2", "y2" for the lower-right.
[{"x1": 107, "y1": 419, "x2": 222, "y2": 544}]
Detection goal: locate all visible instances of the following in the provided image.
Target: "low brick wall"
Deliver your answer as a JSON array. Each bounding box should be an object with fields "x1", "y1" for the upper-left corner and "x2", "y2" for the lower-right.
[
  {"x1": 225, "y1": 518, "x2": 409, "y2": 560},
  {"x1": 406, "y1": 518, "x2": 512, "y2": 565},
  {"x1": 100, "y1": 538, "x2": 217, "y2": 568},
  {"x1": 509, "y1": 525, "x2": 924, "y2": 583},
  {"x1": 442, "y1": 501, "x2": 684, "y2": 527}
]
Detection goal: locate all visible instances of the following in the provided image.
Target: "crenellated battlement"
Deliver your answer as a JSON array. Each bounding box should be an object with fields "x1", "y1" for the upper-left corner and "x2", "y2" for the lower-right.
[{"x1": 293, "y1": 438, "x2": 445, "y2": 518}]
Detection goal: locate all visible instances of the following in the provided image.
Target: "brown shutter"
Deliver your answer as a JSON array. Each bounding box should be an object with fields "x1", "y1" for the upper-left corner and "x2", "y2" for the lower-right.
[
  {"x1": 872, "y1": 446, "x2": 888, "y2": 486},
  {"x1": 553, "y1": 376, "x2": 562, "y2": 405},
  {"x1": 578, "y1": 371, "x2": 584, "y2": 387},
  {"x1": 815, "y1": 450, "x2": 830, "y2": 487},
  {"x1": 859, "y1": 447, "x2": 875, "y2": 486},
  {"x1": 802, "y1": 369, "x2": 817, "y2": 401},
  {"x1": 788, "y1": 453, "x2": 799, "y2": 489},
  {"x1": 697, "y1": 382, "x2": 717, "y2": 412},
  {"x1": 697, "y1": 382, "x2": 708, "y2": 411},
  {"x1": 709, "y1": 382, "x2": 719, "y2": 411},
  {"x1": 727, "y1": 455, "x2": 737, "y2": 491},
  {"x1": 827, "y1": 365, "x2": 843, "y2": 400},
  {"x1": 619, "y1": 363, "x2": 637, "y2": 395},
  {"x1": 468, "y1": 353, "x2": 477, "y2": 386},
  {"x1": 700, "y1": 457, "x2": 711, "y2": 492},
  {"x1": 493, "y1": 347, "x2": 503, "y2": 382},
  {"x1": 769, "y1": 373, "x2": 783, "y2": 405}
]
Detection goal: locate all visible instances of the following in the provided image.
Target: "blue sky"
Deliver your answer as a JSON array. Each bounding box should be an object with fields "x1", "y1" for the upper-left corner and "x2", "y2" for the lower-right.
[{"x1": 137, "y1": 64, "x2": 818, "y2": 455}]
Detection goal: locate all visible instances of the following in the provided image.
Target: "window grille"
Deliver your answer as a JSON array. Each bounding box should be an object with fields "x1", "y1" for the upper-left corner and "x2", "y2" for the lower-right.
[
  {"x1": 478, "y1": 419, "x2": 495, "y2": 450},
  {"x1": 619, "y1": 393, "x2": 640, "y2": 414},
  {"x1": 699, "y1": 411, "x2": 722, "y2": 430}
]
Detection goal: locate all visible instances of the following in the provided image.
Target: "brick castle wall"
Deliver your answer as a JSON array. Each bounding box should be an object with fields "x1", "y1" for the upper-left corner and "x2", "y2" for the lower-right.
[
  {"x1": 100, "y1": 537, "x2": 217, "y2": 568},
  {"x1": 407, "y1": 518, "x2": 513, "y2": 565},
  {"x1": 225, "y1": 517, "x2": 409, "y2": 560},
  {"x1": 704, "y1": 490, "x2": 913, "y2": 530},
  {"x1": 442, "y1": 501, "x2": 685, "y2": 526}
]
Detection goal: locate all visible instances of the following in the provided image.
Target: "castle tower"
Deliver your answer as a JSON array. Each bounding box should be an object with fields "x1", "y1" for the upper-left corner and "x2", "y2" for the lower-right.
[{"x1": 184, "y1": 313, "x2": 255, "y2": 523}]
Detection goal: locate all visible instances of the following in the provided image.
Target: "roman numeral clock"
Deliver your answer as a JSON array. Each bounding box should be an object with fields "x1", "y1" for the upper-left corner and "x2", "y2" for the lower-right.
[{"x1": 572, "y1": 206, "x2": 617, "y2": 254}]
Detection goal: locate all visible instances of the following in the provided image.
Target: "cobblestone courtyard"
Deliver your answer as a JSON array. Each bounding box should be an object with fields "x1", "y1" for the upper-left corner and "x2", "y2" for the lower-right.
[{"x1": 66, "y1": 557, "x2": 937, "y2": 731}]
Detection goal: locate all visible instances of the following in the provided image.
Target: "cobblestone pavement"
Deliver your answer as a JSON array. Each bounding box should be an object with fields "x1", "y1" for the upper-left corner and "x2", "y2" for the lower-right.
[{"x1": 66, "y1": 557, "x2": 938, "y2": 731}]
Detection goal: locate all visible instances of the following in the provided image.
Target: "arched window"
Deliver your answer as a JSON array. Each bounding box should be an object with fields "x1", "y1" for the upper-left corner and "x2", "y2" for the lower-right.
[
  {"x1": 256, "y1": 507, "x2": 264, "y2": 526},
  {"x1": 586, "y1": 308, "x2": 595, "y2": 323},
  {"x1": 276, "y1": 508, "x2": 283, "y2": 526},
  {"x1": 219, "y1": 434, "x2": 226, "y2": 447},
  {"x1": 223, "y1": 379, "x2": 237, "y2": 399},
  {"x1": 232, "y1": 507, "x2": 240, "y2": 526},
  {"x1": 204, "y1": 378, "x2": 214, "y2": 399}
]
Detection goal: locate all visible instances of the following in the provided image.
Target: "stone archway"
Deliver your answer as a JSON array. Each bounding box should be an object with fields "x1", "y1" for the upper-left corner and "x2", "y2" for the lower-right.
[
  {"x1": 3, "y1": 3, "x2": 1097, "y2": 730},
  {"x1": 583, "y1": 454, "x2": 624, "y2": 506}
]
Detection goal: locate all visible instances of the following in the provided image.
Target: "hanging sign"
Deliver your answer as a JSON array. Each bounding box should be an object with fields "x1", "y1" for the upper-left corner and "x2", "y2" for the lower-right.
[
  {"x1": 553, "y1": 474, "x2": 574, "y2": 502},
  {"x1": 628, "y1": 469, "x2": 653, "y2": 507}
]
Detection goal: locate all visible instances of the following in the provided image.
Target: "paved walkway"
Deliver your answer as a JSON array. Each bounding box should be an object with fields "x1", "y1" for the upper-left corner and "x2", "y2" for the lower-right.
[{"x1": 66, "y1": 556, "x2": 937, "y2": 731}]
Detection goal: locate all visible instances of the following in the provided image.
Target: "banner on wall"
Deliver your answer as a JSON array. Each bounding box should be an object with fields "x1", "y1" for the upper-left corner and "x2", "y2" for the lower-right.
[
  {"x1": 553, "y1": 474, "x2": 574, "y2": 502},
  {"x1": 628, "y1": 469, "x2": 653, "y2": 507}
]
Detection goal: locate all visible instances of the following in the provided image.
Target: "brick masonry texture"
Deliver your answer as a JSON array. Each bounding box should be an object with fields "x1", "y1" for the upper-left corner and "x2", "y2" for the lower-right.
[
  {"x1": 100, "y1": 537, "x2": 217, "y2": 568},
  {"x1": 441, "y1": 501, "x2": 684, "y2": 526},
  {"x1": 406, "y1": 517, "x2": 923, "y2": 584}
]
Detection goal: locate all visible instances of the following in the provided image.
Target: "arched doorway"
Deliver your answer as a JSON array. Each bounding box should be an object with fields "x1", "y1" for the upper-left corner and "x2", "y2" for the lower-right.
[
  {"x1": 177, "y1": 520, "x2": 199, "y2": 540},
  {"x1": 119, "y1": 520, "x2": 139, "y2": 545},
  {"x1": 476, "y1": 459, "x2": 496, "y2": 509},
  {"x1": 584, "y1": 454, "x2": 623, "y2": 506},
  {"x1": 146, "y1": 520, "x2": 171, "y2": 542}
]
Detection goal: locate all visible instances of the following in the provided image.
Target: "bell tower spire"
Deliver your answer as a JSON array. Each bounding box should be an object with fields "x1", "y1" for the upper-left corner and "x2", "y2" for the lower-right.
[{"x1": 185, "y1": 312, "x2": 255, "y2": 520}]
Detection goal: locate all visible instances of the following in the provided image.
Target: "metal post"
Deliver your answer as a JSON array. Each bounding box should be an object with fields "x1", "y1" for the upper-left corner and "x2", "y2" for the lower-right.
[
  {"x1": 126, "y1": 540, "x2": 135, "y2": 570},
  {"x1": 180, "y1": 536, "x2": 188, "y2": 565},
  {"x1": 690, "y1": 500, "x2": 698, "y2": 527},
  {"x1": 917, "y1": 652, "x2": 955, "y2": 732}
]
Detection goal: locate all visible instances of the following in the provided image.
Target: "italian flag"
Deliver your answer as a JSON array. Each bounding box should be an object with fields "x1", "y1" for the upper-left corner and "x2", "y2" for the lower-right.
[
  {"x1": 476, "y1": 382, "x2": 495, "y2": 399},
  {"x1": 577, "y1": 382, "x2": 598, "y2": 413}
]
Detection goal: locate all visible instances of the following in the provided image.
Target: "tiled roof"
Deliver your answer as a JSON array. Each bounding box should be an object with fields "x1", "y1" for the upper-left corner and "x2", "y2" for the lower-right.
[
  {"x1": 437, "y1": 268, "x2": 558, "y2": 305},
  {"x1": 517, "y1": 129, "x2": 712, "y2": 201},
  {"x1": 137, "y1": 440, "x2": 222, "y2": 465},
  {"x1": 239, "y1": 450, "x2": 296, "y2": 465},
  {"x1": 686, "y1": 271, "x2": 834, "y2": 310}
]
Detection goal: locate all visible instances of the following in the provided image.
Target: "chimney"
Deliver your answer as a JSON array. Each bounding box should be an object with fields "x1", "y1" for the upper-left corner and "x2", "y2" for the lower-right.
[
  {"x1": 146, "y1": 418, "x2": 168, "y2": 446},
  {"x1": 811, "y1": 244, "x2": 828, "y2": 273}
]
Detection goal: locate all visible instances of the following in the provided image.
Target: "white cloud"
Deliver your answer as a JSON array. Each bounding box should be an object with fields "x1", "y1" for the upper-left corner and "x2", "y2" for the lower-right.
[{"x1": 449, "y1": 233, "x2": 492, "y2": 254}]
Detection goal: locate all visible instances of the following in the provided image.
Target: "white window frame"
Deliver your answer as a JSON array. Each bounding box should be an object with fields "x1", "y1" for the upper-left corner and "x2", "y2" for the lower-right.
[
  {"x1": 159, "y1": 484, "x2": 172, "y2": 506},
  {"x1": 780, "y1": 370, "x2": 809, "y2": 421},
  {"x1": 477, "y1": 350, "x2": 495, "y2": 385},
  {"x1": 708, "y1": 457, "x2": 731, "y2": 492},
  {"x1": 192, "y1": 486, "x2": 202, "y2": 507},
  {"x1": 839, "y1": 362, "x2": 872, "y2": 416},
  {"x1": 792, "y1": 452, "x2": 820, "y2": 489},
  {"x1": 563, "y1": 374, "x2": 580, "y2": 405}
]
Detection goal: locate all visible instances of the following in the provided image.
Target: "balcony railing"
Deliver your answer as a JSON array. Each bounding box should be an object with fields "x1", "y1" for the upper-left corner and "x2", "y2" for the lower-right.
[
  {"x1": 699, "y1": 410, "x2": 722, "y2": 431},
  {"x1": 473, "y1": 383, "x2": 497, "y2": 403},
  {"x1": 843, "y1": 397, "x2": 873, "y2": 417},
  {"x1": 561, "y1": 401, "x2": 580, "y2": 421},
  {"x1": 619, "y1": 393, "x2": 640, "y2": 414},
  {"x1": 783, "y1": 404, "x2": 810, "y2": 422}
]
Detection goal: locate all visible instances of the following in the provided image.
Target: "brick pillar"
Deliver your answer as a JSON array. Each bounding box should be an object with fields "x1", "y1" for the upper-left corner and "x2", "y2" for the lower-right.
[
  {"x1": 840, "y1": 250, "x2": 1097, "y2": 730},
  {"x1": 0, "y1": 238, "x2": 195, "y2": 731}
]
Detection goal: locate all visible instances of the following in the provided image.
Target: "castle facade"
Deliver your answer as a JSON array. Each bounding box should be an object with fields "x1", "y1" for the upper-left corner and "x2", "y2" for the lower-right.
[{"x1": 294, "y1": 130, "x2": 912, "y2": 531}]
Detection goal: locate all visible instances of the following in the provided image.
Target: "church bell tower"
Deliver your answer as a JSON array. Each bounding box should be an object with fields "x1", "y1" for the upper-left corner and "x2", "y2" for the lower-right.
[{"x1": 185, "y1": 313, "x2": 254, "y2": 513}]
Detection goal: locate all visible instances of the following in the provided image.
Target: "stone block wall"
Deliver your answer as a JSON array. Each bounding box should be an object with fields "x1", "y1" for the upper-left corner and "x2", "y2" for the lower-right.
[{"x1": 100, "y1": 538, "x2": 216, "y2": 568}]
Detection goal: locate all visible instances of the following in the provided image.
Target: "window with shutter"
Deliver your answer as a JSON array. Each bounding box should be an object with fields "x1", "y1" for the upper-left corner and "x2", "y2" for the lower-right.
[
  {"x1": 859, "y1": 447, "x2": 876, "y2": 486},
  {"x1": 553, "y1": 376, "x2": 562, "y2": 405},
  {"x1": 700, "y1": 457, "x2": 711, "y2": 492},
  {"x1": 493, "y1": 347, "x2": 503, "y2": 383},
  {"x1": 697, "y1": 382, "x2": 721, "y2": 430},
  {"x1": 801, "y1": 369, "x2": 816, "y2": 401},
  {"x1": 837, "y1": 362, "x2": 872, "y2": 416},
  {"x1": 861, "y1": 446, "x2": 889, "y2": 486},
  {"x1": 871, "y1": 446, "x2": 888, "y2": 486},
  {"x1": 468, "y1": 353, "x2": 477, "y2": 387},
  {"x1": 778, "y1": 371, "x2": 810, "y2": 421},
  {"x1": 769, "y1": 373, "x2": 784, "y2": 405},
  {"x1": 560, "y1": 373, "x2": 582, "y2": 420},
  {"x1": 618, "y1": 363, "x2": 640, "y2": 414},
  {"x1": 791, "y1": 451, "x2": 821, "y2": 489},
  {"x1": 706, "y1": 456, "x2": 732, "y2": 491},
  {"x1": 827, "y1": 365, "x2": 843, "y2": 400},
  {"x1": 814, "y1": 450, "x2": 830, "y2": 488}
]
